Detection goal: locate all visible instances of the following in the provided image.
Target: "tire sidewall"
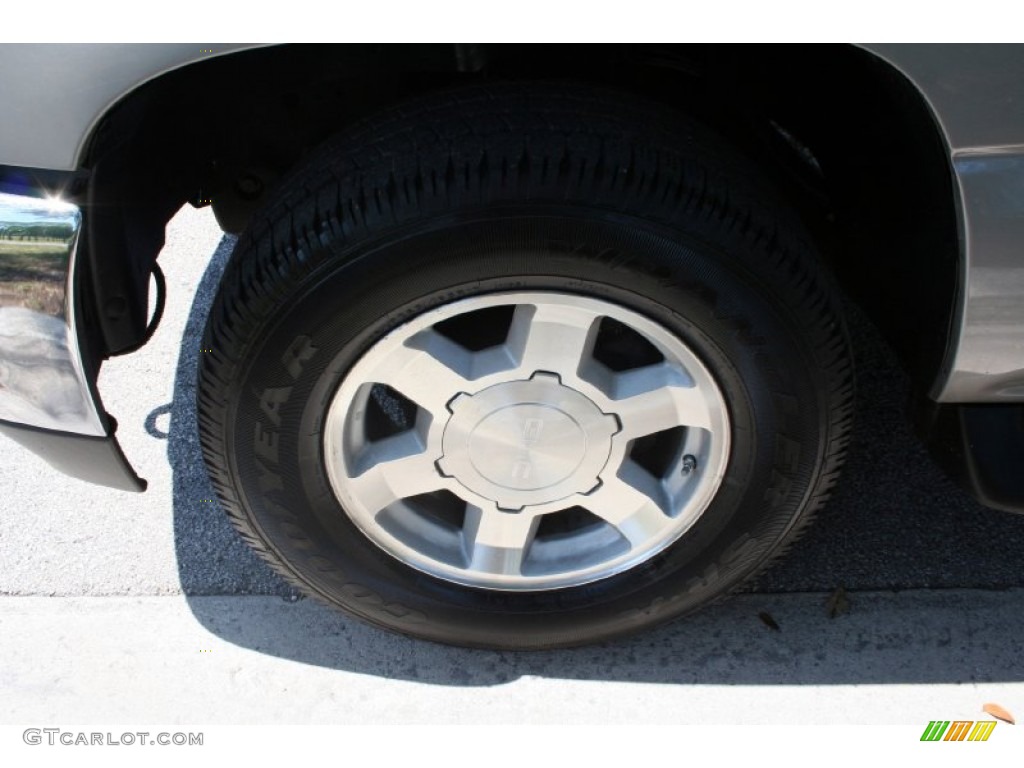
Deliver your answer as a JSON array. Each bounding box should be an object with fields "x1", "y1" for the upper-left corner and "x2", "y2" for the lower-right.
[{"x1": 223, "y1": 210, "x2": 826, "y2": 648}]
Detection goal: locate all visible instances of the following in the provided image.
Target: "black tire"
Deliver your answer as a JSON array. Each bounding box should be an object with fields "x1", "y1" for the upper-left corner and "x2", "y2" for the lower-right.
[{"x1": 197, "y1": 84, "x2": 853, "y2": 650}]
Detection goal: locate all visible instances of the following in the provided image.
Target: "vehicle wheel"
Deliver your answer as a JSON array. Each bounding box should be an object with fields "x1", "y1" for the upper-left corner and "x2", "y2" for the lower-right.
[{"x1": 197, "y1": 84, "x2": 853, "y2": 649}]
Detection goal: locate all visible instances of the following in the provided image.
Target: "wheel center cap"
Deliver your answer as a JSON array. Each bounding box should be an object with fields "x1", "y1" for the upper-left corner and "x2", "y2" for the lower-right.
[
  {"x1": 439, "y1": 373, "x2": 619, "y2": 510},
  {"x1": 469, "y1": 403, "x2": 586, "y2": 490}
]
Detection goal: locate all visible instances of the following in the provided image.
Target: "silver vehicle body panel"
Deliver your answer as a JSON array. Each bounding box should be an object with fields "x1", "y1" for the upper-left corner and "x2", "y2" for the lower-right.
[
  {"x1": 936, "y1": 150, "x2": 1024, "y2": 400},
  {"x1": 866, "y1": 44, "x2": 1024, "y2": 402},
  {"x1": 0, "y1": 44, "x2": 260, "y2": 171}
]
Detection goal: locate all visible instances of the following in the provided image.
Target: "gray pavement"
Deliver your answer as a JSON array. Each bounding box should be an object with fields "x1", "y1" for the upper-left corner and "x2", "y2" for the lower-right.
[
  {"x1": 3, "y1": 591, "x2": 1023, "y2": 724},
  {"x1": 2, "y1": 206, "x2": 1024, "y2": 724}
]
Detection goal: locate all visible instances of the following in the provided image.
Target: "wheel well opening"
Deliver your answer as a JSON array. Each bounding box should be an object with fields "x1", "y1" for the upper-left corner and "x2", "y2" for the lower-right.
[{"x1": 82, "y1": 43, "x2": 959, "y2": 392}]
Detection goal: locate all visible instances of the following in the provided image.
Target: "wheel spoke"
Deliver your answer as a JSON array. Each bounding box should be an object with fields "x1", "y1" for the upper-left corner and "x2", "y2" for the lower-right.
[
  {"x1": 324, "y1": 290, "x2": 731, "y2": 591},
  {"x1": 372, "y1": 330, "x2": 474, "y2": 418},
  {"x1": 463, "y1": 505, "x2": 540, "y2": 576},
  {"x1": 581, "y1": 469, "x2": 671, "y2": 547},
  {"x1": 507, "y1": 302, "x2": 600, "y2": 379},
  {"x1": 612, "y1": 371, "x2": 714, "y2": 439},
  {"x1": 345, "y1": 432, "x2": 446, "y2": 515}
]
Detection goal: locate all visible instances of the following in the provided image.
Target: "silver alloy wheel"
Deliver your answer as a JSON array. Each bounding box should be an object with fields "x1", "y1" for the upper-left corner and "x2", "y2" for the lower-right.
[{"x1": 323, "y1": 292, "x2": 730, "y2": 591}]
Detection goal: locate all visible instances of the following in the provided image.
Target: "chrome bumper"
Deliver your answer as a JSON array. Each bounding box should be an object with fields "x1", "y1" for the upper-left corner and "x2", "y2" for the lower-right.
[
  {"x1": 0, "y1": 189, "x2": 144, "y2": 491},
  {"x1": 0, "y1": 191, "x2": 105, "y2": 434}
]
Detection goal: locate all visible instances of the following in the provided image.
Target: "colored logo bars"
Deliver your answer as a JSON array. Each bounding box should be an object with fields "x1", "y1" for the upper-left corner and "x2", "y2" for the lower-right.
[{"x1": 920, "y1": 721, "x2": 997, "y2": 742}]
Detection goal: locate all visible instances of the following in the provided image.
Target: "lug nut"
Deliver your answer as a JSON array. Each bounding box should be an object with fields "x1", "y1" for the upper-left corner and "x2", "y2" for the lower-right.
[{"x1": 681, "y1": 455, "x2": 698, "y2": 475}]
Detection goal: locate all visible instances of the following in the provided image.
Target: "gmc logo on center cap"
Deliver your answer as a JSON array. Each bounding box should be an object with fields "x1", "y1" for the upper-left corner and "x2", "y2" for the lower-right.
[
  {"x1": 522, "y1": 417, "x2": 544, "y2": 444},
  {"x1": 511, "y1": 418, "x2": 544, "y2": 480},
  {"x1": 512, "y1": 460, "x2": 532, "y2": 480}
]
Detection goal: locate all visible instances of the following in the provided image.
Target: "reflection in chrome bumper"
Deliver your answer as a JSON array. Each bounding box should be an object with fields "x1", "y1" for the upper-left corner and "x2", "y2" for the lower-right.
[{"x1": 0, "y1": 191, "x2": 105, "y2": 435}]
